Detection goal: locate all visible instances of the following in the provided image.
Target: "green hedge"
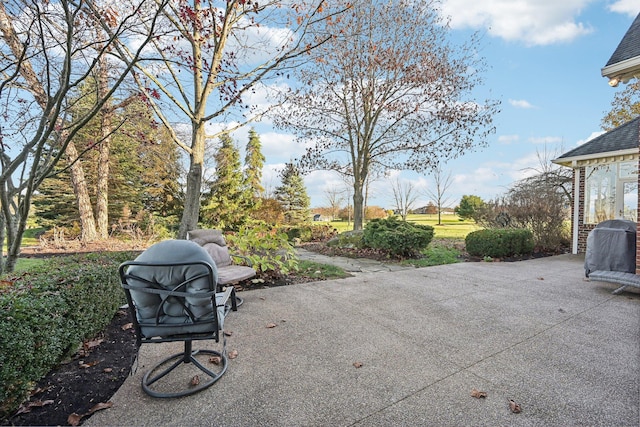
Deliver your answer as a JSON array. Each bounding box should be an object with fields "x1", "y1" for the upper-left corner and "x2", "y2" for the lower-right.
[
  {"x1": 363, "y1": 217, "x2": 434, "y2": 258},
  {"x1": 465, "y1": 228, "x2": 534, "y2": 258},
  {"x1": 0, "y1": 251, "x2": 136, "y2": 419}
]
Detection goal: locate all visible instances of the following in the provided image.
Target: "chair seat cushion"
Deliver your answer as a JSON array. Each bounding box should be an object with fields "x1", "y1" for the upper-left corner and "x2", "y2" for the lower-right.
[{"x1": 218, "y1": 265, "x2": 257, "y2": 285}]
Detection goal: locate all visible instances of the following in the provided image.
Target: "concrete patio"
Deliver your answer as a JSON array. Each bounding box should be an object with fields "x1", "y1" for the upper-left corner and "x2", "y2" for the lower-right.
[{"x1": 87, "y1": 254, "x2": 639, "y2": 426}]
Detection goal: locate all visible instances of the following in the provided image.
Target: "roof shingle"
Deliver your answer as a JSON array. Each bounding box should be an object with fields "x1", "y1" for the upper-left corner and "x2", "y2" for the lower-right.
[
  {"x1": 556, "y1": 116, "x2": 639, "y2": 160},
  {"x1": 606, "y1": 13, "x2": 640, "y2": 67}
]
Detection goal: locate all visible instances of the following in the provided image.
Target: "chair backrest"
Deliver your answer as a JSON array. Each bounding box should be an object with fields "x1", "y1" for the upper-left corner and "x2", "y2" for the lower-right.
[
  {"x1": 187, "y1": 229, "x2": 233, "y2": 268},
  {"x1": 119, "y1": 240, "x2": 223, "y2": 345}
]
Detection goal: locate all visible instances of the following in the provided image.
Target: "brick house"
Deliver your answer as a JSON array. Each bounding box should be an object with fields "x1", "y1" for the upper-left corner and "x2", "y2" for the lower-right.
[{"x1": 553, "y1": 13, "x2": 640, "y2": 271}]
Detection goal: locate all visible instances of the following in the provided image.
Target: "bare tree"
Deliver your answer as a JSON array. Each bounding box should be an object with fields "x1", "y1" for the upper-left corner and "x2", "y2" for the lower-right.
[
  {"x1": 274, "y1": 0, "x2": 499, "y2": 230},
  {"x1": 0, "y1": 0, "x2": 166, "y2": 272},
  {"x1": 107, "y1": 1, "x2": 348, "y2": 238},
  {"x1": 390, "y1": 177, "x2": 419, "y2": 221},
  {"x1": 324, "y1": 188, "x2": 344, "y2": 220},
  {"x1": 424, "y1": 165, "x2": 453, "y2": 225}
]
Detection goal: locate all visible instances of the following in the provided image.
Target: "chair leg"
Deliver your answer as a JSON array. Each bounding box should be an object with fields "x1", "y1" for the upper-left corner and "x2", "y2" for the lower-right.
[{"x1": 142, "y1": 341, "x2": 228, "y2": 398}]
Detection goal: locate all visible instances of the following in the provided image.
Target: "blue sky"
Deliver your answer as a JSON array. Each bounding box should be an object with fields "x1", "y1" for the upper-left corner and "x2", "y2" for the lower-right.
[{"x1": 227, "y1": 0, "x2": 640, "y2": 210}]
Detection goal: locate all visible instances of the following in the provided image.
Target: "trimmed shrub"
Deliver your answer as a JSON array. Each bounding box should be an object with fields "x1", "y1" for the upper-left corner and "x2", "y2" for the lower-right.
[
  {"x1": 465, "y1": 229, "x2": 534, "y2": 258},
  {"x1": 363, "y1": 217, "x2": 434, "y2": 258},
  {"x1": 0, "y1": 251, "x2": 134, "y2": 419}
]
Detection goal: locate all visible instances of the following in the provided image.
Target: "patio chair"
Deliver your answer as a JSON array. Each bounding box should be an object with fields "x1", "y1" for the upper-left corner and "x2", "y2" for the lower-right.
[
  {"x1": 188, "y1": 229, "x2": 257, "y2": 306},
  {"x1": 119, "y1": 239, "x2": 237, "y2": 398}
]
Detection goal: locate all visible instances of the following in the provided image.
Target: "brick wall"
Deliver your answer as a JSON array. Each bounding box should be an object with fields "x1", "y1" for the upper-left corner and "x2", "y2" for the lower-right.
[{"x1": 575, "y1": 166, "x2": 597, "y2": 254}]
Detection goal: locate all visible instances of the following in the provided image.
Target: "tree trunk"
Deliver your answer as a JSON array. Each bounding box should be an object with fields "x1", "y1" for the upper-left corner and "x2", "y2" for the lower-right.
[
  {"x1": 96, "y1": 61, "x2": 111, "y2": 239},
  {"x1": 96, "y1": 124, "x2": 110, "y2": 238},
  {"x1": 352, "y1": 181, "x2": 365, "y2": 230},
  {"x1": 177, "y1": 124, "x2": 206, "y2": 239},
  {"x1": 66, "y1": 142, "x2": 98, "y2": 242}
]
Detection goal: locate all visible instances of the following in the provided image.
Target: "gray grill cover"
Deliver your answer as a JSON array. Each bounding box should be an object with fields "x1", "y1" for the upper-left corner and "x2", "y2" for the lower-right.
[{"x1": 585, "y1": 219, "x2": 636, "y2": 276}]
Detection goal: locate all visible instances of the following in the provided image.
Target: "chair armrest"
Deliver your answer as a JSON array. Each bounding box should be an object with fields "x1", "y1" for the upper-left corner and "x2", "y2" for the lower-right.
[
  {"x1": 216, "y1": 286, "x2": 238, "y2": 313},
  {"x1": 230, "y1": 253, "x2": 253, "y2": 267}
]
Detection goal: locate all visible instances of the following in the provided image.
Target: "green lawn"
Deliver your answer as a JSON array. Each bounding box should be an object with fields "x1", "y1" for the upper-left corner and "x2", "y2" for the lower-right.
[{"x1": 329, "y1": 213, "x2": 480, "y2": 240}]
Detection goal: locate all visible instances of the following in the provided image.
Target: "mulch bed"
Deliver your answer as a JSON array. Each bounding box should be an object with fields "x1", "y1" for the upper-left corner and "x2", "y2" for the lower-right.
[{"x1": 3, "y1": 308, "x2": 137, "y2": 427}]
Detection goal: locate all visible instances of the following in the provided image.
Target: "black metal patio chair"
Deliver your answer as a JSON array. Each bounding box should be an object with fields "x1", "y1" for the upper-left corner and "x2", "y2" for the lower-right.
[{"x1": 119, "y1": 239, "x2": 237, "y2": 398}]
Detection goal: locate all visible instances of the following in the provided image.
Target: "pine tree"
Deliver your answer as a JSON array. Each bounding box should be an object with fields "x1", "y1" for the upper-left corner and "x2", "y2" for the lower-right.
[
  {"x1": 33, "y1": 100, "x2": 183, "y2": 231},
  {"x1": 201, "y1": 134, "x2": 248, "y2": 230},
  {"x1": 274, "y1": 163, "x2": 310, "y2": 224},
  {"x1": 244, "y1": 128, "x2": 265, "y2": 199}
]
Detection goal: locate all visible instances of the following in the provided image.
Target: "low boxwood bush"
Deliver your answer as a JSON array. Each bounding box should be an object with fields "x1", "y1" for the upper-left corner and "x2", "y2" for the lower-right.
[
  {"x1": 465, "y1": 228, "x2": 534, "y2": 258},
  {"x1": 363, "y1": 217, "x2": 434, "y2": 258},
  {"x1": 0, "y1": 251, "x2": 135, "y2": 419}
]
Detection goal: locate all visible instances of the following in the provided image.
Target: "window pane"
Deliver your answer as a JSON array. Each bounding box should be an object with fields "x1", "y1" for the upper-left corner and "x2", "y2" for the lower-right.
[
  {"x1": 585, "y1": 165, "x2": 616, "y2": 224},
  {"x1": 623, "y1": 181, "x2": 638, "y2": 221}
]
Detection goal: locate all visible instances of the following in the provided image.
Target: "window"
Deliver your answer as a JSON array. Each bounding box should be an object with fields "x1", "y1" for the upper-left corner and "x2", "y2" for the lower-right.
[{"x1": 584, "y1": 161, "x2": 637, "y2": 224}]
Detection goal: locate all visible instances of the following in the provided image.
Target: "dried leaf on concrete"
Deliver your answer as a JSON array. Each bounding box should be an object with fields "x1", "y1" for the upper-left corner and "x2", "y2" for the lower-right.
[{"x1": 471, "y1": 388, "x2": 487, "y2": 398}]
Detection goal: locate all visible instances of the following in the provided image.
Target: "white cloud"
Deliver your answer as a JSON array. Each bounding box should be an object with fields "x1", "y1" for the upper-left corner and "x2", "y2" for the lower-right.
[
  {"x1": 508, "y1": 99, "x2": 535, "y2": 109},
  {"x1": 608, "y1": 0, "x2": 640, "y2": 17},
  {"x1": 498, "y1": 134, "x2": 520, "y2": 144},
  {"x1": 440, "y1": 0, "x2": 594, "y2": 45},
  {"x1": 576, "y1": 130, "x2": 605, "y2": 145},
  {"x1": 528, "y1": 136, "x2": 564, "y2": 144},
  {"x1": 259, "y1": 132, "x2": 307, "y2": 161}
]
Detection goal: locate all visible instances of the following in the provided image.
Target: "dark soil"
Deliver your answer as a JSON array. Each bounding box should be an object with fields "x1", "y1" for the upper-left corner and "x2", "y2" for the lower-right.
[{"x1": 2, "y1": 308, "x2": 138, "y2": 427}]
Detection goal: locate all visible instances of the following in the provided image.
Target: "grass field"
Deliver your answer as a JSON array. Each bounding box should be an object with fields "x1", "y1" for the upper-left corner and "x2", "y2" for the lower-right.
[{"x1": 329, "y1": 213, "x2": 480, "y2": 240}]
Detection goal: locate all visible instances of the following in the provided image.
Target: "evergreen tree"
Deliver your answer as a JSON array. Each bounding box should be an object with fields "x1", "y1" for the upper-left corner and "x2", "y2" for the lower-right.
[
  {"x1": 274, "y1": 163, "x2": 310, "y2": 224},
  {"x1": 244, "y1": 128, "x2": 265, "y2": 199},
  {"x1": 201, "y1": 134, "x2": 248, "y2": 230},
  {"x1": 33, "y1": 100, "x2": 183, "y2": 232},
  {"x1": 455, "y1": 195, "x2": 485, "y2": 222}
]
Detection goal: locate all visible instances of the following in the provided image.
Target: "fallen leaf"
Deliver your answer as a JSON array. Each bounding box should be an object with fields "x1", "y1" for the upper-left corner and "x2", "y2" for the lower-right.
[
  {"x1": 471, "y1": 388, "x2": 487, "y2": 398},
  {"x1": 103, "y1": 367, "x2": 113, "y2": 373},
  {"x1": 88, "y1": 401, "x2": 113, "y2": 414},
  {"x1": 266, "y1": 322, "x2": 277, "y2": 328},
  {"x1": 67, "y1": 402, "x2": 113, "y2": 426},
  {"x1": 509, "y1": 399, "x2": 522, "y2": 413},
  {"x1": 191, "y1": 375, "x2": 200, "y2": 386},
  {"x1": 353, "y1": 361, "x2": 363, "y2": 368},
  {"x1": 79, "y1": 360, "x2": 100, "y2": 368},
  {"x1": 15, "y1": 399, "x2": 54, "y2": 415},
  {"x1": 68, "y1": 413, "x2": 83, "y2": 426},
  {"x1": 84, "y1": 338, "x2": 104, "y2": 349},
  {"x1": 121, "y1": 322, "x2": 133, "y2": 330},
  {"x1": 209, "y1": 356, "x2": 222, "y2": 365},
  {"x1": 228, "y1": 349, "x2": 239, "y2": 359}
]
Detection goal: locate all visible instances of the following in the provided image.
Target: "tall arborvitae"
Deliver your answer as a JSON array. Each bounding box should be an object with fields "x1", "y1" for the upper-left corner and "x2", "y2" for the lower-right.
[
  {"x1": 244, "y1": 128, "x2": 265, "y2": 198},
  {"x1": 201, "y1": 134, "x2": 248, "y2": 230},
  {"x1": 274, "y1": 163, "x2": 310, "y2": 224}
]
